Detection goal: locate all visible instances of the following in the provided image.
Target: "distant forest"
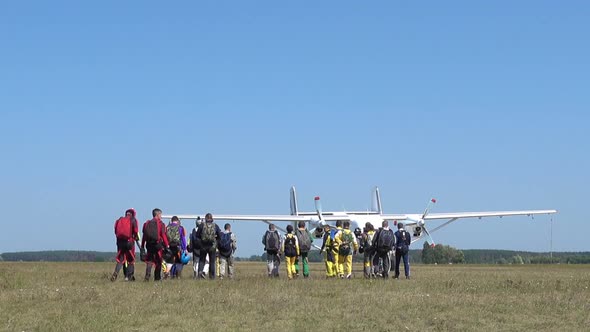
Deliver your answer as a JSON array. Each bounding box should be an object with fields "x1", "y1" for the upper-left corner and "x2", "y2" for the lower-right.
[{"x1": 2, "y1": 247, "x2": 590, "y2": 264}]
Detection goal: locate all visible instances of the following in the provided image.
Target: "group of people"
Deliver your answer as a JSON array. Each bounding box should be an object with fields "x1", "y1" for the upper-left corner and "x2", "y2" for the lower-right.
[
  {"x1": 262, "y1": 219, "x2": 412, "y2": 280},
  {"x1": 112, "y1": 208, "x2": 411, "y2": 282},
  {"x1": 111, "y1": 208, "x2": 237, "y2": 282}
]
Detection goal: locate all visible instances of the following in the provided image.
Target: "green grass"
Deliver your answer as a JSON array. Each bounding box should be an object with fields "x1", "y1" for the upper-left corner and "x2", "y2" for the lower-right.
[{"x1": 1, "y1": 262, "x2": 589, "y2": 331}]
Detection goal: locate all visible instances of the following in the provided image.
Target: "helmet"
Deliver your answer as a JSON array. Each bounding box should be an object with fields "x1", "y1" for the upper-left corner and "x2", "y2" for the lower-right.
[
  {"x1": 181, "y1": 251, "x2": 190, "y2": 265},
  {"x1": 139, "y1": 247, "x2": 147, "y2": 262},
  {"x1": 163, "y1": 248, "x2": 174, "y2": 263}
]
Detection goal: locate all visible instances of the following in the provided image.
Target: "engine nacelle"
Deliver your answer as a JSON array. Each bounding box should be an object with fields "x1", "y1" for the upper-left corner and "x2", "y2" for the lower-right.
[
  {"x1": 313, "y1": 226, "x2": 325, "y2": 238},
  {"x1": 413, "y1": 226, "x2": 422, "y2": 237}
]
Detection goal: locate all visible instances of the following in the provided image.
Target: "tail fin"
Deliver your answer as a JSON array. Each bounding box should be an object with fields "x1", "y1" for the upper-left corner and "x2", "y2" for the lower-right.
[
  {"x1": 290, "y1": 186, "x2": 299, "y2": 216},
  {"x1": 371, "y1": 187, "x2": 383, "y2": 214}
]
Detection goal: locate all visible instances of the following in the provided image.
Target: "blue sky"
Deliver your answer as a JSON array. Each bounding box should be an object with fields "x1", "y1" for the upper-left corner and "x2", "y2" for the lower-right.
[{"x1": 1, "y1": 1, "x2": 588, "y2": 257}]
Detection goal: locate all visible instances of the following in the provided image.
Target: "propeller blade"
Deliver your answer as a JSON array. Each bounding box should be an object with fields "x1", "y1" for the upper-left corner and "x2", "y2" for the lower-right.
[
  {"x1": 421, "y1": 198, "x2": 437, "y2": 220},
  {"x1": 314, "y1": 196, "x2": 324, "y2": 221},
  {"x1": 423, "y1": 226, "x2": 436, "y2": 247}
]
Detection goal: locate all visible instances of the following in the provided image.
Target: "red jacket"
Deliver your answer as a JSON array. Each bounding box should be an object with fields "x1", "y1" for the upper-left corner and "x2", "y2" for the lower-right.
[{"x1": 141, "y1": 217, "x2": 169, "y2": 248}]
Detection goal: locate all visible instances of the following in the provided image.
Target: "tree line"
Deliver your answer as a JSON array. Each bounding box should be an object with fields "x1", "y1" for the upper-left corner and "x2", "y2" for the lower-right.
[{"x1": 2, "y1": 247, "x2": 590, "y2": 264}]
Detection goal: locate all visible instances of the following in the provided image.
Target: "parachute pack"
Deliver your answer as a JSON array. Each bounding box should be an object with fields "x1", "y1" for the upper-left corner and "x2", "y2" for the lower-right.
[
  {"x1": 283, "y1": 235, "x2": 297, "y2": 257},
  {"x1": 376, "y1": 229, "x2": 394, "y2": 252},
  {"x1": 115, "y1": 217, "x2": 133, "y2": 240},
  {"x1": 219, "y1": 232, "x2": 233, "y2": 256},
  {"x1": 296, "y1": 229, "x2": 311, "y2": 253},
  {"x1": 144, "y1": 219, "x2": 160, "y2": 244},
  {"x1": 339, "y1": 231, "x2": 354, "y2": 256},
  {"x1": 397, "y1": 230, "x2": 410, "y2": 255},
  {"x1": 265, "y1": 231, "x2": 281, "y2": 254},
  {"x1": 167, "y1": 223, "x2": 181, "y2": 246},
  {"x1": 201, "y1": 222, "x2": 217, "y2": 244}
]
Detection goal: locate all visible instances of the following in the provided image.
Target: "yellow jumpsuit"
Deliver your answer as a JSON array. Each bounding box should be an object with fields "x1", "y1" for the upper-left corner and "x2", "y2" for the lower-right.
[
  {"x1": 282, "y1": 233, "x2": 300, "y2": 280},
  {"x1": 331, "y1": 227, "x2": 343, "y2": 277},
  {"x1": 335, "y1": 228, "x2": 359, "y2": 278}
]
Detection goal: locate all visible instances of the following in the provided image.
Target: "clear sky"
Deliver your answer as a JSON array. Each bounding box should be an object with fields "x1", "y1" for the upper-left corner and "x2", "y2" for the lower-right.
[{"x1": 1, "y1": 1, "x2": 588, "y2": 257}]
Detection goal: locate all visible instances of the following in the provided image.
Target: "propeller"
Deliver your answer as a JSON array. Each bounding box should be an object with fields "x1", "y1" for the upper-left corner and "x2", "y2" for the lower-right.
[
  {"x1": 417, "y1": 198, "x2": 437, "y2": 247},
  {"x1": 314, "y1": 196, "x2": 325, "y2": 225}
]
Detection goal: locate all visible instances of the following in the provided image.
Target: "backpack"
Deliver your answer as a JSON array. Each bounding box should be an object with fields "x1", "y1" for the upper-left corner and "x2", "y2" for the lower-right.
[
  {"x1": 339, "y1": 231, "x2": 354, "y2": 256},
  {"x1": 284, "y1": 235, "x2": 297, "y2": 257},
  {"x1": 115, "y1": 217, "x2": 132, "y2": 240},
  {"x1": 201, "y1": 222, "x2": 217, "y2": 244},
  {"x1": 144, "y1": 219, "x2": 160, "y2": 244},
  {"x1": 376, "y1": 229, "x2": 394, "y2": 252},
  {"x1": 219, "y1": 232, "x2": 233, "y2": 256},
  {"x1": 265, "y1": 231, "x2": 280, "y2": 253},
  {"x1": 296, "y1": 229, "x2": 311, "y2": 253},
  {"x1": 365, "y1": 231, "x2": 375, "y2": 249},
  {"x1": 397, "y1": 230, "x2": 409, "y2": 254},
  {"x1": 167, "y1": 223, "x2": 181, "y2": 246}
]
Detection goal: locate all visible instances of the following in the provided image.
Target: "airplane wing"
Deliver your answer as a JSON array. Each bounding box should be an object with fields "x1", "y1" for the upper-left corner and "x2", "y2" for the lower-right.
[
  {"x1": 423, "y1": 210, "x2": 557, "y2": 220},
  {"x1": 379, "y1": 215, "x2": 409, "y2": 221},
  {"x1": 161, "y1": 214, "x2": 350, "y2": 222}
]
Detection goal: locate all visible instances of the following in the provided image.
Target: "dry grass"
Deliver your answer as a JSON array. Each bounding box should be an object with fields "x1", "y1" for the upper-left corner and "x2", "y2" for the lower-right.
[{"x1": 1, "y1": 262, "x2": 589, "y2": 331}]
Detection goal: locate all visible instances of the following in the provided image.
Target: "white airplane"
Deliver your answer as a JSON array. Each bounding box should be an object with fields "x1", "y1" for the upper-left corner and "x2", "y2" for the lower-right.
[{"x1": 163, "y1": 186, "x2": 557, "y2": 246}]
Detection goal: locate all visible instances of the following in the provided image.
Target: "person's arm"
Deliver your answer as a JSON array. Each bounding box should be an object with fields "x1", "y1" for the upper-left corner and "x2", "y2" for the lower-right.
[
  {"x1": 320, "y1": 232, "x2": 328, "y2": 251},
  {"x1": 406, "y1": 232, "x2": 411, "y2": 246},
  {"x1": 160, "y1": 221, "x2": 169, "y2": 247},
  {"x1": 132, "y1": 219, "x2": 140, "y2": 242},
  {"x1": 180, "y1": 226, "x2": 187, "y2": 251},
  {"x1": 231, "y1": 233, "x2": 237, "y2": 252},
  {"x1": 295, "y1": 236, "x2": 300, "y2": 256},
  {"x1": 141, "y1": 222, "x2": 146, "y2": 248},
  {"x1": 353, "y1": 233, "x2": 359, "y2": 251},
  {"x1": 281, "y1": 235, "x2": 285, "y2": 254},
  {"x1": 114, "y1": 219, "x2": 118, "y2": 236},
  {"x1": 216, "y1": 224, "x2": 223, "y2": 241}
]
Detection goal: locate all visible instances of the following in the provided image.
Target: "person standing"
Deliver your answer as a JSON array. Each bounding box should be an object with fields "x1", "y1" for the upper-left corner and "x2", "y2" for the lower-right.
[
  {"x1": 141, "y1": 208, "x2": 169, "y2": 281},
  {"x1": 361, "y1": 223, "x2": 377, "y2": 278},
  {"x1": 282, "y1": 225, "x2": 300, "y2": 280},
  {"x1": 319, "y1": 224, "x2": 335, "y2": 278},
  {"x1": 262, "y1": 224, "x2": 281, "y2": 277},
  {"x1": 166, "y1": 216, "x2": 187, "y2": 278},
  {"x1": 188, "y1": 218, "x2": 203, "y2": 279},
  {"x1": 218, "y1": 223, "x2": 237, "y2": 279},
  {"x1": 111, "y1": 208, "x2": 140, "y2": 282},
  {"x1": 335, "y1": 221, "x2": 359, "y2": 279},
  {"x1": 372, "y1": 220, "x2": 395, "y2": 279},
  {"x1": 196, "y1": 213, "x2": 222, "y2": 279},
  {"x1": 295, "y1": 221, "x2": 313, "y2": 278},
  {"x1": 394, "y1": 223, "x2": 412, "y2": 279}
]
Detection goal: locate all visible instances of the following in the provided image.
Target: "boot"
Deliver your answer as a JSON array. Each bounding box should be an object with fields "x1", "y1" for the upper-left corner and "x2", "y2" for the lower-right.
[{"x1": 110, "y1": 272, "x2": 118, "y2": 282}]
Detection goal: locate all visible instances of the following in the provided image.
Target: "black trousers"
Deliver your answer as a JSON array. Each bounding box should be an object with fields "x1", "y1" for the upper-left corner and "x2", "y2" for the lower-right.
[
  {"x1": 198, "y1": 246, "x2": 216, "y2": 279},
  {"x1": 374, "y1": 251, "x2": 391, "y2": 278}
]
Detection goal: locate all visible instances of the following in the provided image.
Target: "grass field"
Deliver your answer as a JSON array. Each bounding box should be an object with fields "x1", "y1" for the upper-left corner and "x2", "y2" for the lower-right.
[{"x1": 1, "y1": 262, "x2": 589, "y2": 331}]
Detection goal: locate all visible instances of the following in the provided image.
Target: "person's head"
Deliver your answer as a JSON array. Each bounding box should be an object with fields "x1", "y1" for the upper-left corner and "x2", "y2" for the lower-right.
[
  {"x1": 269, "y1": 224, "x2": 276, "y2": 231},
  {"x1": 152, "y1": 208, "x2": 162, "y2": 218},
  {"x1": 297, "y1": 221, "x2": 305, "y2": 229},
  {"x1": 171, "y1": 216, "x2": 179, "y2": 223},
  {"x1": 205, "y1": 213, "x2": 213, "y2": 223},
  {"x1": 382, "y1": 220, "x2": 389, "y2": 228},
  {"x1": 365, "y1": 222, "x2": 374, "y2": 232},
  {"x1": 323, "y1": 224, "x2": 330, "y2": 232},
  {"x1": 224, "y1": 223, "x2": 231, "y2": 231},
  {"x1": 195, "y1": 218, "x2": 201, "y2": 227},
  {"x1": 397, "y1": 222, "x2": 404, "y2": 229},
  {"x1": 286, "y1": 225, "x2": 294, "y2": 234},
  {"x1": 336, "y1": 220, "x2": 343, "y2": 228},
  {"x1": 125, "y1": 209, "x2": 135, "y2": 218},
  {"x1": 343, "y1": 221, "x2": 350, "y2": 229}
]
